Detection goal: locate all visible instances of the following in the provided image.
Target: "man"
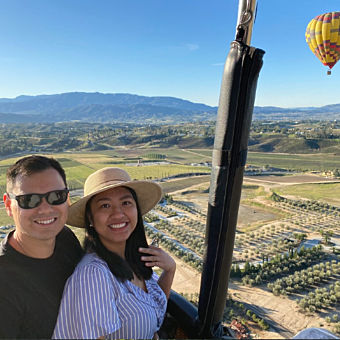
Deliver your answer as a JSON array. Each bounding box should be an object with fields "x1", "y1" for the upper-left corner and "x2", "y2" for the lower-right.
[{"x1": 0, "y1": 155, "x2": 83, "y2": 338}]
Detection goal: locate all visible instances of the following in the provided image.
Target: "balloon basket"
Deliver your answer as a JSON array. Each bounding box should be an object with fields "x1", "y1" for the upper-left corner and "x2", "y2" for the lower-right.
[{"x1": 327, "y1": 70, "x2": 331, "y2": 75}]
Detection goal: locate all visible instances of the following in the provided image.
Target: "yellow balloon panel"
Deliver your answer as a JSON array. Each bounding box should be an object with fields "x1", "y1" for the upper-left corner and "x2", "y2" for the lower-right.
[{"x1": 305, "y1": 12, "x2": 340, "y2": 70}]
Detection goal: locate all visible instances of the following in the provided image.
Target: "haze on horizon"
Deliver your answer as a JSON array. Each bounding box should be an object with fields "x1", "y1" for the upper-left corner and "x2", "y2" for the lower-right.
[{"x1": 0, "y1": 0, "x2": 339, "y2": 108}]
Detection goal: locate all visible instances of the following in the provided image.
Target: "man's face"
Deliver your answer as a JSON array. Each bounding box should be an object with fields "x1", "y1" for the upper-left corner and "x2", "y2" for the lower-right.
[{"x1": 4, "y1": 168, "x2": 69, "y2": 242}]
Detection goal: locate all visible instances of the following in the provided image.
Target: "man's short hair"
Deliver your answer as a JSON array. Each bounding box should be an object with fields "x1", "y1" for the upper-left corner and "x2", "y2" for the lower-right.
[{"x1": 6, "y1": 155, "x2": 67, "y2": 191}]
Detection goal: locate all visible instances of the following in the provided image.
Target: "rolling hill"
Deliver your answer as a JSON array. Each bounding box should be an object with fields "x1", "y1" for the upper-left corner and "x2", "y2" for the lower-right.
[{"x1": 0, "y1": 92, "x2": 339, "y2": 123}]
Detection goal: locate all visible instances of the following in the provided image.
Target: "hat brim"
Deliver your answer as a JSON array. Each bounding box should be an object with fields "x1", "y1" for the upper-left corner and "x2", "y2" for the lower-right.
[{"x1": 67, "y1": 180, "x2": 162, "y2": 228}]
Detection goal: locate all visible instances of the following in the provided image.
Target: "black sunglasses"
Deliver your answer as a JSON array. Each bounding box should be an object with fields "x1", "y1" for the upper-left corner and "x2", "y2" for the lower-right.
[{"x1": 8, "y1": 189, "x2": 69, "y2": 209}]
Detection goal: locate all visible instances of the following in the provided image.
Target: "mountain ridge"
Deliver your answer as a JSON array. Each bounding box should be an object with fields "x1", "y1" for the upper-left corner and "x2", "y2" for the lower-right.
[{"x1": 0, "y1": 92, "x2": 339, "y2": 123}]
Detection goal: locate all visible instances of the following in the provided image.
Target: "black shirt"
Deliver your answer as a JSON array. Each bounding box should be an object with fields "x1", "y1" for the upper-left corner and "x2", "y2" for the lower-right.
[{"x1": 0, "y1": 227, "x2": 83, "y2": 339}]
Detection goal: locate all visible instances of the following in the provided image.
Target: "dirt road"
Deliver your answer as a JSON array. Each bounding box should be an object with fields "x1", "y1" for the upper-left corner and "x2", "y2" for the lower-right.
[
  {"x1": 170, "y1": 255, "x2": 333, "y2": 339},
  {"x1": 166, "y1": 173, "x2": 338, "y2": 338}
]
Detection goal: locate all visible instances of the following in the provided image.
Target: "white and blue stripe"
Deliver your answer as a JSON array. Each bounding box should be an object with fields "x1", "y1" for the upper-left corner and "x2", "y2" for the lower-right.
[{"x1": 53, "y1": 253, "x2": 167, "y2": 339}]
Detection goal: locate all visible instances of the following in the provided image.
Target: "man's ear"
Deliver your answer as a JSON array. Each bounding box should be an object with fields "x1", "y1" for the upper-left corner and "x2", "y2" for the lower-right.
[{"x1": 3, "y1": 193, "x2": 13, "y2": 217}]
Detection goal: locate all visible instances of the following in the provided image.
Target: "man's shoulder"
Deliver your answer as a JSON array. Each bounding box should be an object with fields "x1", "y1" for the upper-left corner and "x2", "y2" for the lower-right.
[
  {"x1": 0, "y1": 232, "x2": 12, "y2": 259},
  {"x1": 56, "y1": 226, "x2": 81, "y2": 246},
  {"x1": 0, "y1": 235, "x2": 19, "y2": 286},
  {"x1": 0, "y1": 238, "x2": 6, "y2": 258},
  {"x1": 55, "y1": 226, "x2": 84, "y2": 259},
  {"x1": 57, "y1": 225, "x2": 76, "y2": 238}
]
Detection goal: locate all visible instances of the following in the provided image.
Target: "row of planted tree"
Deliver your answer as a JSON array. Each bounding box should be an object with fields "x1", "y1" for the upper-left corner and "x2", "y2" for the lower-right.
[
  {"x1": 145, "y1": 211, "x2": 331, "y2": 287},
  {"x1": 267, "y1": 261, "x2": 339, "y2": 296},
  {"x1": 145, "y1": 197, "x2": 339, "y2": 335},
  {"x1": 232, "y1": 245, "x2": 326, "y2": 284},
  {"x1": 271, "y1": 192, "x2": 340, "y2": 215}
]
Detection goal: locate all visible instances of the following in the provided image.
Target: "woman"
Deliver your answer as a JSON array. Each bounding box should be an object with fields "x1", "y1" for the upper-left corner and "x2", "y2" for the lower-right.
[{"x1": 53, "y1": 167, "x2": 176, "y2": 339}]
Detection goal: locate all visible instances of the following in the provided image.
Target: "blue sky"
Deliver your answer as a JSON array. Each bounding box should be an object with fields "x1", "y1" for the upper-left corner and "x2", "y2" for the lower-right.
[{"x1": 0, "y1": 0, "x2": 339, "y2": 108}]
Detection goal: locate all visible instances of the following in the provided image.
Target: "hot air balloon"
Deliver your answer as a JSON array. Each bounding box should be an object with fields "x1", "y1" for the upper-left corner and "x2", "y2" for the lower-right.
[{"x1": 305, "y1": 11, "x2": 340, "y2": 75}]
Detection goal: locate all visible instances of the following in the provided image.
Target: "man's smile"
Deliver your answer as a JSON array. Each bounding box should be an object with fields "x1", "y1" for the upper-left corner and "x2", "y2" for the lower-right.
[{"x1": 34, "y1": 217, "x2": 57, "y2": 225}]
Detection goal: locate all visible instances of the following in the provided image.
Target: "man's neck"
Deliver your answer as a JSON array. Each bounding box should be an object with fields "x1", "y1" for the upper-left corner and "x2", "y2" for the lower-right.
[{"x1": 9, "y1": 230, "x2": 56, "y2": 259}]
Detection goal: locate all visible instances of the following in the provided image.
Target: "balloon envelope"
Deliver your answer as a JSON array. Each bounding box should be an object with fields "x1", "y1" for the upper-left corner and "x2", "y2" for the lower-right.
[{"x1": 305, "y1": 12, "x2": 340, "y2": 72}]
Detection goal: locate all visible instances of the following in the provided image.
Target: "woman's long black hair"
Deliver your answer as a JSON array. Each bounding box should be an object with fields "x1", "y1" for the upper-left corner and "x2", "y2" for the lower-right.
[{"x1": 83, "y1": 187, "x2": 153, "y2": 282}]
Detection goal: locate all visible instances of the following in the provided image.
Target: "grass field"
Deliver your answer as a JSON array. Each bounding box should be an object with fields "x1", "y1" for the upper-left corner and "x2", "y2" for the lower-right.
[
  {"x1": 187, "y1": 149, "x2": 212, "y2": 157},
  {"x1": 0, "y1": 150, "x2": 338, "y2": 227},
  {"x1": 103, "y1": 147, "x2": 211, "y2": 164},
  {"x1": 160, "y1": 175, "x2": 210, "y2": 194},
  {"x1": 241, "y1": 184, "x2": 265, "y2": 199},
  {"x1": 0, "y1": 152, "x2": 211, "y2": 191},
  {"x1": 247, "y1": 152, "x2": 340, "y2": 171},
  {"x1": 274, "y1": 182, "x2": 340, "y2": 206},
  {"x1": 147, "y1": 148, "x2": 340, "y2": 172}
]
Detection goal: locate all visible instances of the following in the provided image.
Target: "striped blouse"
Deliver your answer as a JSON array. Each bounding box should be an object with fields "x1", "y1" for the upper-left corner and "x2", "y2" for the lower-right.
[{"x1": 52, "y1": 253, "x2": 167, "y2": 339}]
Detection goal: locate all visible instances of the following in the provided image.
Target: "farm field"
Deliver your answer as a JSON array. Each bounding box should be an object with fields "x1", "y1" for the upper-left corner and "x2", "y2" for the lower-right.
[
  {"x1": 67, "y1": 147, "x2": 340, "y2": 171},
  {"x1": 0, "y1": 151, "x2": 339, "y2": 338},
  {"x1": 274, "y1": 182, "x2": 340, "y2": 206},
  {"x1": 150, "y1": 174, "x2": 340, "y2": 338},
  {"x1": 102, "y1": 147, "x2": 212, "y2": 164},
  {"x1": 247, "y1": 152, "x2": 340, "y2": 171},
  {"x1": 0, "y1": 151, "x2": 211, "y2": 193}
]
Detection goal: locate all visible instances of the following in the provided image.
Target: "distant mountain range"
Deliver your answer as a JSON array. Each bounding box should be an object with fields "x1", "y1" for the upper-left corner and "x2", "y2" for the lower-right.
[{"x1": 0, "y1": 92, "x2": 338, "y2": 123}]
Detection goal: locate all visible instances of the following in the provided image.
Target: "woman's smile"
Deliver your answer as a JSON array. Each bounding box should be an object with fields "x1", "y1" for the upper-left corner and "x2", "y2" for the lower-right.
[{"x1": 108, "y1": 222, "x2": 128, "y2": 229}]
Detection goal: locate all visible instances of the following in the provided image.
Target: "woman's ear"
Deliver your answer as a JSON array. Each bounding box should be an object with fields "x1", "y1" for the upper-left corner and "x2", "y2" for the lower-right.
[{"x1": 87, "y1": 212, "x2": 94, "y2": 226}]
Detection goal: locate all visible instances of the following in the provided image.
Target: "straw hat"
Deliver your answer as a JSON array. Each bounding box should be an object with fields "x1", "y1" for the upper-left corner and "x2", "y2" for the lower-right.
[{"x1": 67, "y1": 167, "x2": 163, "y2": 228}]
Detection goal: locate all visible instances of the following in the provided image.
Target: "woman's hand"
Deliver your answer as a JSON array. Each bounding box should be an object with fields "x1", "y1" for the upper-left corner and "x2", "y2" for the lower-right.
[
  {"x1": 139, "y1": 245, "x2": 176, "y2": 273},
  {"x1": 139, "y1": 245, "x2": 176, "y2": 298}
]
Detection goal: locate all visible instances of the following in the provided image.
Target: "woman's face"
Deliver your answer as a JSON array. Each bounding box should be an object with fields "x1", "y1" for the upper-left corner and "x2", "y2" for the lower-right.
[{"x1": 89, "y1": 186, "x2": 138, "y2": 255}]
